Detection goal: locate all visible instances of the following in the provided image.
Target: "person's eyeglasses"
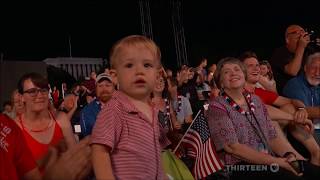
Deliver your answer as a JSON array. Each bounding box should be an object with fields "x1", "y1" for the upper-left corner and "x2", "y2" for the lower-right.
[{"x1": 23, "y1": 88, "x2": 48, "y2": 97}]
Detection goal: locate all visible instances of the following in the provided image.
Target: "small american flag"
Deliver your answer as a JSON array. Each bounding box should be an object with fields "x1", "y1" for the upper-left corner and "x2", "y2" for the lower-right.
[{"x1": 182, "y1": 110, "x2": 224, "y2": 179}]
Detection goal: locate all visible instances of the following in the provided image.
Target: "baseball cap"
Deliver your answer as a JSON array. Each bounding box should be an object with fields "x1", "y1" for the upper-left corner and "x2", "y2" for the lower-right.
[{"x1": 96, "y1": 73, "x2": 112, "y2": 84}]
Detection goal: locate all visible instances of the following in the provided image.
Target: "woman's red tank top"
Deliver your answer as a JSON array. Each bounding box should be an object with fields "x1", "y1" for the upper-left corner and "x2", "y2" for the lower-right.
[{"x1": 18, "y1": 112, "x2": 64, "y2": 162}]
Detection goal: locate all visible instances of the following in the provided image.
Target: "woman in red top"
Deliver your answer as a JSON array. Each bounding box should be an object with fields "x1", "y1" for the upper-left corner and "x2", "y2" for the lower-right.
[{"x1": 15, "y1": 72, "x2": 76, "y2": 172}]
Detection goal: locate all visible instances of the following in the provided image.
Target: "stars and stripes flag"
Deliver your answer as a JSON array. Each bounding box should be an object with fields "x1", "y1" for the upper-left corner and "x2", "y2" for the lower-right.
[{"x1": 182, "y1": 110, "x2": 224, "y2": 179}]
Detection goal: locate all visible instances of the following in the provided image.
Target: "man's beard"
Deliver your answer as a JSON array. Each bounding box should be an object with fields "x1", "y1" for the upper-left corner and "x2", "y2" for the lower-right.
[
  {"x1": 307, "y1": 77, "x2": 320, "y2": 86},
  {"x1": 99, "y1": 95, "x2": 111, "y2": 103}
]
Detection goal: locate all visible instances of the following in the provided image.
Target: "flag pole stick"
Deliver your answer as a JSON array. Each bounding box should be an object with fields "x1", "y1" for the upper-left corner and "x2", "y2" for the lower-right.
[
  {"x1": 173, "y1": 109, "x2": 202, "y2": 154},
  {"x1": 62, "y1": 83, "x2": 65, "y2": 99},
  {"x1": 168, "y1": 109, "x2": 173, "y2": 131}
]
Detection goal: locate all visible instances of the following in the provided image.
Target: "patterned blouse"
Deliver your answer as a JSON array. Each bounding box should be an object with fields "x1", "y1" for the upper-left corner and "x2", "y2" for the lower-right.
[{"x1": 207, "y1": 93, "x2": 277, "y2": 165}]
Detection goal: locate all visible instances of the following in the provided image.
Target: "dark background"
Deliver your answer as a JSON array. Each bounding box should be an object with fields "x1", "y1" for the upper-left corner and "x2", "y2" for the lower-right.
[{"x1": 0, "y1": 0, "x2": 319, "y2": 70}]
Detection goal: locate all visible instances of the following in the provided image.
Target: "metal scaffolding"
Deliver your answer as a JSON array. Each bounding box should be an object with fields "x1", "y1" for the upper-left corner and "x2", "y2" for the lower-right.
[
  {"x1": 171, "y1": 0, "x2": 188, "y2": 67},
  {"x1": 138, "y1": 0, "x2": 154, "y2": 40},
  {"x1": 138, "y1": 0, "x2": 188, "y2": 68}
]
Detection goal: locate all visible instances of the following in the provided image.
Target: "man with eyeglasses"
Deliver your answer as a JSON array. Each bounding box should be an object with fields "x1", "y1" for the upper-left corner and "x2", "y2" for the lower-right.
[{"x1": 270, "y1": 25, "x2": 311, "y2": 95}]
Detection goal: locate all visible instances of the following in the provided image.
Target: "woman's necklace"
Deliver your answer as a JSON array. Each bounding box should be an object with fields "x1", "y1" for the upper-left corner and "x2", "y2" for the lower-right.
[
  {"x1": 21, "y1": 115, "x2": 54, "y2": 133},
  {"x1": 164, "y1": 98, "x2": 171, "y2": 117},
  {"x1": 175, "y1": 95, "x2": 182, "y2": 113},
  {"x1": 222, "y1": 91, "x2": 255, "y2": 115},
  {"x1": 30, "y1": 119, "x2": 53, "y2": 133}
]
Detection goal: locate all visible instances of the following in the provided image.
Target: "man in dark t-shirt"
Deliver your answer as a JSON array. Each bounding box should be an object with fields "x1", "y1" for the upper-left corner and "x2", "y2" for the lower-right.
[{"x1": 270, "y1": 24, "x2": 310, "y2": 95}]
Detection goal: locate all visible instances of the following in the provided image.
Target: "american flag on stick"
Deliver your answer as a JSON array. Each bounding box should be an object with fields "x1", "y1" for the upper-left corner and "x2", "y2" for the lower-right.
[{"x1": 174, "y1": 110, "x2": 224, "y2": 179}]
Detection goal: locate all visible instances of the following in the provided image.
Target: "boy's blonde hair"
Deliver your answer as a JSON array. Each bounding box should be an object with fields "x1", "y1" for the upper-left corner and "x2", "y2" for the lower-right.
[{"x1": 109, "y1": 35, "x2": 161, "y2": 68}]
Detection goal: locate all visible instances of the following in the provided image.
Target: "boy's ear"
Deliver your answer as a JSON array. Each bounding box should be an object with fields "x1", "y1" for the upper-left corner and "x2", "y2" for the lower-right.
[
  {"x1": 157, "y1": 68, "x2": 163, "y2": 78},
  {"x1": 109, "y1": 69, "x2": 118, "y2": 86}
]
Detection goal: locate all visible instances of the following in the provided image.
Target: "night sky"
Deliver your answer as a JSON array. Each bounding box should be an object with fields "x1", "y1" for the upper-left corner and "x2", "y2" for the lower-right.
[{"x1": 0, "y1": 0, "x2": 319, "y2": 70}]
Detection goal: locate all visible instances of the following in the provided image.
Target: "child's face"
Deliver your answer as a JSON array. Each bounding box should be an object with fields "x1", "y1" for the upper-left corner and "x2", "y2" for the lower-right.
[
  {"x1": 260, "y1": 64, "x2": 268, "y2": 76},
  {"x1": 113, "y1": 45, "x2": 159, "y2": 100},
  {"x1": 4, "y1": 104, "x2": 12, "y2": 112},
  {"x1": 154, "y1": 76, "x2": 165, "y2": 93}
]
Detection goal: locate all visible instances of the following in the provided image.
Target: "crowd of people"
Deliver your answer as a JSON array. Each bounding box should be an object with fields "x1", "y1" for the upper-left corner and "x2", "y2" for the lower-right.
[{"x1": 1, "y1": 24, "x2": 320, "y2": 180}]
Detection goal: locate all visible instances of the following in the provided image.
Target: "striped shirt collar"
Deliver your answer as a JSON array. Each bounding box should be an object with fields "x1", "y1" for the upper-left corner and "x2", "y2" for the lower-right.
[
  {"x1": 112, "y1": 91, "x2": 157, "y2": 114},
  {"x1": 112, "y1": 91, "x2": 139, "y2": 113},
  {"x1": 113, "y1": 91, "x2": 158, "y2": 125}
]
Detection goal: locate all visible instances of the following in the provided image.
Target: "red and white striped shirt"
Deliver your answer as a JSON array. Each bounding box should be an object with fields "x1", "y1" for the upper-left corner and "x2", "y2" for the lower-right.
[{"x1": 91, "y1": 91, "x2": 164, "y2": 180}]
